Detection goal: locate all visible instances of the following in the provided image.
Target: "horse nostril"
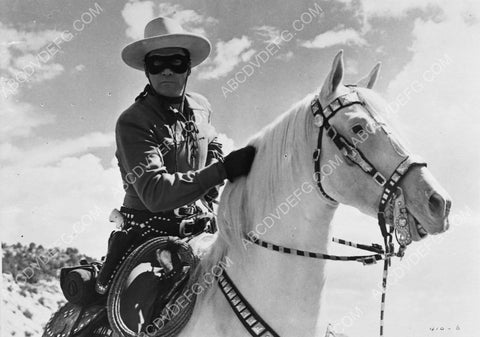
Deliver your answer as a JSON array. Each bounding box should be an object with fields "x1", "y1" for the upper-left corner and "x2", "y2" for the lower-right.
[{"x1": 428, "y1": 192, "x2": 446, "y2": 218}]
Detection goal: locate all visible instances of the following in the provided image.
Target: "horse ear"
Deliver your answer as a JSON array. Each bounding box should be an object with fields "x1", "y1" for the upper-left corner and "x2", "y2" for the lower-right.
[
  {"x1": 320, "y1": 50, "x2": 344, "y2": 98},
  {"x1": 356, "y1": 62, "x2": 381, "y2": 89}
]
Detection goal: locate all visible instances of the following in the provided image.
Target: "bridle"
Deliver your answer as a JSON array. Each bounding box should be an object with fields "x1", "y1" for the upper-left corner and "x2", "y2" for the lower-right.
[
  {"x1": 312, "y1": 90, "x2": 388, "y2": 203},
  {"x1": 218, "y1": 88, "x2": 427, "y2": 337},
  {"x1": 310, "y1": 88, "x2": 427, "y2": 253}
]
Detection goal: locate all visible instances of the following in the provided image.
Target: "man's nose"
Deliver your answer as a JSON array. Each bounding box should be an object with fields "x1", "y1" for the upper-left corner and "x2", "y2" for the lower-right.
[{"x1": 160, "y1": 67, "x2": 173, "y2": 76}]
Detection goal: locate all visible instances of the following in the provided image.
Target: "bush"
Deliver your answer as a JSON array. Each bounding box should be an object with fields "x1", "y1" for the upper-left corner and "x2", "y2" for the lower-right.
[
  {"x1": 2, "y1": 243, "x2": 97, "y2": 284},
  {"x1": 23, "y1": 309, "x2": 33, "y2": 319}
]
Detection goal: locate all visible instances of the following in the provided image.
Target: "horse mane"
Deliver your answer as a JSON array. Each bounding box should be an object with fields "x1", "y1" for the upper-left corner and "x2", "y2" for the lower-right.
[{"x1": 192, "y1": 93, "x2": 316, "y2": 297}]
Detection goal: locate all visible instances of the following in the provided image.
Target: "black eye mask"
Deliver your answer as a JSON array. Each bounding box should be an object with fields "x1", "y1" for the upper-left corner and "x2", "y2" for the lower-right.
[{"x1": 145, "y1": 54, "x2": 190, "y2": 74}]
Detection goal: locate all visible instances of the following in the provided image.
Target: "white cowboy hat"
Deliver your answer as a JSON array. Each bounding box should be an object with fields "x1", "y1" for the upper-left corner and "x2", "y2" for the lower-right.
[{"x1": 121, "y1": 17, "x2": 211, "y2": 71}]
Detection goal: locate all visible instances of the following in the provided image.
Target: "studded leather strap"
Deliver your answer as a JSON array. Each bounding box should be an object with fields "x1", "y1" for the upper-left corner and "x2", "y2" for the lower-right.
[{"x1": 218, "y1": 271, "x2": 279, "y2": 337}]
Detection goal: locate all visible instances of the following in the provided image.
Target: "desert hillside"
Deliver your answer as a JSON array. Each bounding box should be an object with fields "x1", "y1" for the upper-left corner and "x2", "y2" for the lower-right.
[
  {"x1": 1, "y1": 242, "x2": 98, "y2": 337},
  {"x1": 2, "y1": 273, "x2": 64, "y2": 337}
]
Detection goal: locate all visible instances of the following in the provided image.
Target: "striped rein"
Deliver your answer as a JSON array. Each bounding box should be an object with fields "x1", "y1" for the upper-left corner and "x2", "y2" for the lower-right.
[{"x1": 250, "y1": 236, "x2": 399, "y2": 336}]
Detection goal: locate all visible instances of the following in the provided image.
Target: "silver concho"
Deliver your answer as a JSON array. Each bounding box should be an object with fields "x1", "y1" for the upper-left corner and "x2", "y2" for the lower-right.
[
  {"x1": 314, "y1": 114, "x2": 324, "y2": 127},
  {"x1": 393, "y1": 187, "x2": 412, "y2": 247}
]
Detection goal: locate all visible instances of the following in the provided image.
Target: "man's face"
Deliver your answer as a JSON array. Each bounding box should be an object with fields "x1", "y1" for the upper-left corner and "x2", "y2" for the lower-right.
[{"x1": 145, "y1": 47, "x2": 190, "y2": 97}]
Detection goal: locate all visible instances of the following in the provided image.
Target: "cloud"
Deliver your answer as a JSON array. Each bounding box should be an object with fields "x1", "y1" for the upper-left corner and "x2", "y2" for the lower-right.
[
  {"x1": 0, "y1": 23, "x2": 59, "y2": 65},
  {"x1": 1, "y1": 132, "x2": 115, "y2": 167},
  {"x1": 10, "y1": 54, "x2": 64, "y2": 83},
  {"x1": 350, "y1": 0, "x2": 480, "y2": 21},
  {"x1": 356, "y1": 0, "x2": 436, "y2": 18},
  {"x1": 0, "y1": 153, "x2": 122, "y2": 258},
  {"x1": 197, "y1": 36, "x2": 255, "y2": 80},
  {"x1": 0, "y1": 22, "x2": 66, "y2": 90},
  {"x1": 121, "y1": 0, "x2": 155, "y2": 40},
  {"x1": 0, "y1": 97, "x2": 54, "y2": 142},
  {"x1": 157, "y1": 3, "x2": 218, "y2": 36},
  {"x1": 252, "y1": 25, "x2": 295, "y2": 61},
  {"x1": 300, "y1": 28, "x2": 366, "y2": 49},
  {"x1": 253, "y1": 25, "x2": 284, "y2": 45},
  {"x1": 73, "y1": 64, "x2": 86, "y2": 73},
  {"x1": 121, "y1": 1, "x2": 217, "y2": 40},
  {"x1": 0, "y1": 92, "x2": 117, "y2": 258},
  {"x1": 381, "y1": 3, "x2": 480, "y2": 208}
]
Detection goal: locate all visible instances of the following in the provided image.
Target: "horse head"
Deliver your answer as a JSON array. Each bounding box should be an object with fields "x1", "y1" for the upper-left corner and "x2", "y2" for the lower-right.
[{"x1": 315, "y1": 50, "x2": 451, "y2": 241}]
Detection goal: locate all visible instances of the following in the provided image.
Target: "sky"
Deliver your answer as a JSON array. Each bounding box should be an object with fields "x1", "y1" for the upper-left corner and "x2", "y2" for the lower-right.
[{"x1": 1, "y1": 0, "x2": 479, "y2": 336}]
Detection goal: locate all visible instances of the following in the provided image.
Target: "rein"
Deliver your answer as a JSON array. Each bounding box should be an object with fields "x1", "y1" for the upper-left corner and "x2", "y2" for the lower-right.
[{"x1": 219, "y1": 89, "x2": 427, "y2": 337}]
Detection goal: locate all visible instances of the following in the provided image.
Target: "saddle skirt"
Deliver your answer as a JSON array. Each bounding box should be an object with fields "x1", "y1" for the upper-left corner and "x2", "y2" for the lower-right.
[{"x1": 43, "y1": 302, "x2": 111, "y2": 337}]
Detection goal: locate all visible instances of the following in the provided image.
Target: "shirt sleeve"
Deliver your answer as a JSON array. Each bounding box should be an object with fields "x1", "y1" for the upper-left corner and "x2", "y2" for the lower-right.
[
  {"x1": 206, "y1": 137, "x2": 224, "y2": 165},
  {"x1": 116, "y1": 115, "x2": 227, "y2": 212}
]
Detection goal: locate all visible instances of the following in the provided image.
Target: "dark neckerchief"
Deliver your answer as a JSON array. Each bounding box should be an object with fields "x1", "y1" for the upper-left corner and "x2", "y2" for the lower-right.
[
  {"x1": 156, "y1": 93, "x2": 183, "y2": 105},
  {"x1": 143, "y1": 85, "x2": 188, "y2": 125}
]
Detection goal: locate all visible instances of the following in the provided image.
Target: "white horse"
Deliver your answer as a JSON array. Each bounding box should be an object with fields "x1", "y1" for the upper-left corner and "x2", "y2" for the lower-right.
[{"x1": 177, "y1": 51, "x2": 451, "y2": 337}]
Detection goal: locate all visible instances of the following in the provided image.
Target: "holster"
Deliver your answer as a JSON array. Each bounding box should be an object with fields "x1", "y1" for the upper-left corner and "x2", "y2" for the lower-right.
[
  {"x1": 95, "y1": 228, "x2": 142, "y2": 295},
  {"x1": 95, "y1": 207, "x2": 213, "y2": 295}
]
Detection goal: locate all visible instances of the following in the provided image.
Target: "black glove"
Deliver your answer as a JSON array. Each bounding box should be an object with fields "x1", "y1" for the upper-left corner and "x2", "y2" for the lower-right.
[{"x1": 223, "y1": 145, "x2": 256, "y2": 182}]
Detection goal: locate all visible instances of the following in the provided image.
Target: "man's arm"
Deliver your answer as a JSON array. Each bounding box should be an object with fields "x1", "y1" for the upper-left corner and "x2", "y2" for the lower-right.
[{"x1": 116, "y1": 115, "x2": 227, "y2": 212}]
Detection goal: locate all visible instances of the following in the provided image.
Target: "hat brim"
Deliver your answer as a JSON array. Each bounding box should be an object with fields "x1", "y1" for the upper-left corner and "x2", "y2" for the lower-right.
[{"x1": 121, "y1": 33, "x2": 211, "y2": 71}]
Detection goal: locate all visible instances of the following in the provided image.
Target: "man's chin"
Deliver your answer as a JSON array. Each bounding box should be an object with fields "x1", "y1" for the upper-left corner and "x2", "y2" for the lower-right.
[{"x1": 152, "y1": 84, "x2": 182, "y2": 97}]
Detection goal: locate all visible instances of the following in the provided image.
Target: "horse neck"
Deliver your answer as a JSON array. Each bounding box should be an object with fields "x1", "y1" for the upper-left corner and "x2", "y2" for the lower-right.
[{"x1": 226, "y1": 178, "x2": 338, "y2": 337}]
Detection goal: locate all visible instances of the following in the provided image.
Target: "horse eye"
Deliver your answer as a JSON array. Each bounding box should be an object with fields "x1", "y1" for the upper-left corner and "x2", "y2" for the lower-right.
[{"x1": 351, "y1": 124, "x2": 364, "y2": 134}]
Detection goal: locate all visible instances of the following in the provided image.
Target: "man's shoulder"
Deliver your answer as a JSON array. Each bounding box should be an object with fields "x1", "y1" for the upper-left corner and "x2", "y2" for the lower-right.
[
  {"x1": 186, "y1": 92, "x2": 212, "y2": 112},
  {"x1": 116, "y1": 99, "x2": 151, "y2": 129},
  {"x1": 186, "y1": 91, "x2": 210, "y2": 104}
]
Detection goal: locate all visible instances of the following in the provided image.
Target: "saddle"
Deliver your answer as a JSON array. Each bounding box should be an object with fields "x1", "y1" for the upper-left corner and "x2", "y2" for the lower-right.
[{"x1": 43, "y1": 236, "x2": 199, "y2": 337}]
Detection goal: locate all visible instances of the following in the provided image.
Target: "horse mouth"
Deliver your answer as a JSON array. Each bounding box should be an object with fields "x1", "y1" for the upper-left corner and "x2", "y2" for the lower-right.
[{"x1": 411, "y1": 215, "x2": 428, "y2": 241}]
